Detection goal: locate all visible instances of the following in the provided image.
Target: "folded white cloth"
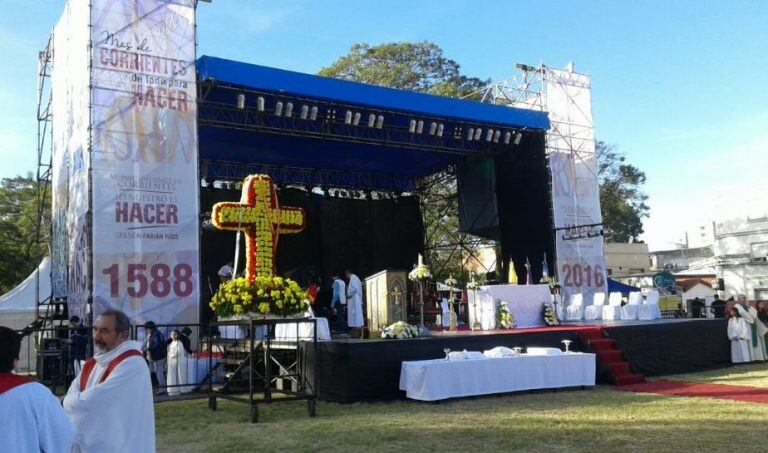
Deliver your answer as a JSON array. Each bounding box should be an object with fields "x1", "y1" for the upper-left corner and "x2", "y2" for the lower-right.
[
  {"x1": 448, "y1": 350, "x2": 485, "y2": 360},
  {"x1": 483, "y1": 346, "x2": 515, "y2": 358},
  {"x1": 526, "y1": 347, "x2": 563, "y2": 356}
]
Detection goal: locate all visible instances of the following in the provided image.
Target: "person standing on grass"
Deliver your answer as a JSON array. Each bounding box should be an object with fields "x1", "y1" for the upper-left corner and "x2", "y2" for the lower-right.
[
  {"x1": 0, "y1": 326, "x2": 74, "y2": 453},
  {"x1": 727, "y1": 307, "x2": 751, "y2": 364},
  {"x1": 143, "y1": 321, "x2": 167, "y2": 394},
  {"x1": 758, "y1": 301, "x2": 768, "y2": 352},
  {"x1": 734, "y1": 295, "x2": 767, "y2": 361},
  {"x1": 64, "y1": 310, "x2": 155, "y2": 453}
]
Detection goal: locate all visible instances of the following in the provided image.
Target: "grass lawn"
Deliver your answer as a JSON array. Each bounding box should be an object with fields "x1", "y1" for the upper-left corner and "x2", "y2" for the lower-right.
[{"x1": 156, "y1": 363, "x2": 768, "y2": 453}]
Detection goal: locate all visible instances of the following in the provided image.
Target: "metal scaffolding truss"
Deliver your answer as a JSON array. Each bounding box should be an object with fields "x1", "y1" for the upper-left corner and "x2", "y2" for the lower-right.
[
  {"x1": 468, "y1": 63, "x2": 596, "y2": 175},
  {"x1": 36, "y1": 34, "x2": 53, "y2": 246}
]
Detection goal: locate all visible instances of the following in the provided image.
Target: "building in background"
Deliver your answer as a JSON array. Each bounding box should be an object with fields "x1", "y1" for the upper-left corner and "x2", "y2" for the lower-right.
[{"x1": 604, "y1": 242, "x2": 651, "y2": 277}]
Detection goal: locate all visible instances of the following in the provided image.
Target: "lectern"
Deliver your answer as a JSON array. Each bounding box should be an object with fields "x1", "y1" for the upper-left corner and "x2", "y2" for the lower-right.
[{"x1": 365, "y1": 270, "x2": 408, "y2": 332}]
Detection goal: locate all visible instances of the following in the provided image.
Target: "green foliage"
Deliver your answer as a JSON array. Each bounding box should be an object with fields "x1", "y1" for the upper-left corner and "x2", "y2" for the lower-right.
[
  {"x1": 596, "y1": 141, "x2": 649, "y2": 242},
  {"x1": 0, "y1": 175, "x2": 50, "y2": 293},
  {"x1": 318, "y1": 41, "x2": 488, "y2": 98}
]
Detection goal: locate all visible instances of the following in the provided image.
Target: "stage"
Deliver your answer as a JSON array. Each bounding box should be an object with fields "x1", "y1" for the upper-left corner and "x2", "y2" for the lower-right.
[{"x1": 302, "y1": 318, "x2": 730, "y2": 403}]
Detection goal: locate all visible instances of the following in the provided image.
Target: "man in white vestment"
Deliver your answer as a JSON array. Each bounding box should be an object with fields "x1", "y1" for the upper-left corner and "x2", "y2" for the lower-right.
[
  {"x1": 735, "y1": 295, "x2": 767, "y2": 361},
  {"x1": 1, "y1": 326, "x2": 74, "y2": 453},
  {"x1": 167, "y1": 330, "x2": 193, "y2": 396},
  {"x1": 345, "y1": 270, "x2": 365, "y2": 329},
  {"x1": 64, "y1": 310, "x2": 156, "y2": 453},
  {"x1": 727, "y1": 307, "x2": 751, "y2": 363}
]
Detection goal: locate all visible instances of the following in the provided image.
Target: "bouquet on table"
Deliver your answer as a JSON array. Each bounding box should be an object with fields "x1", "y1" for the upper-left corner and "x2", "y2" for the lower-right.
[
  {"x1": 496, "y1": 301, "x2": 517, "y2": 329},
  {"x1": 380, "y1": 321, "x2": 420, "y2": 339},
  {"x1": 210, "y1": 276, "x2": 309, "y2": 319},
  {"x1": 542, "y1": 302, "x2": 560, "y2": 326}
]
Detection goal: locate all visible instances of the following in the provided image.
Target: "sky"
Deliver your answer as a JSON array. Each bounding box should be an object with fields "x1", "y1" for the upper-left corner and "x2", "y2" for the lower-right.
[{"x1": 0, "y1": 0, "x2": 766, "y2": 251}]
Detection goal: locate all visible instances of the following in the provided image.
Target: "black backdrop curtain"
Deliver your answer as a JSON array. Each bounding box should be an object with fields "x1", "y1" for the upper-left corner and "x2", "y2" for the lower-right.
[{"x1": 200, "y1": 188, "x2": 424, "y2": 321}]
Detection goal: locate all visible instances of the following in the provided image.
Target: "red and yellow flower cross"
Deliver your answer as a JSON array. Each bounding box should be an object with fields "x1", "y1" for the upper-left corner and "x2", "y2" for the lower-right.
[{"x1": 211, "y1": 175, "x2": 305, "y2": 279}]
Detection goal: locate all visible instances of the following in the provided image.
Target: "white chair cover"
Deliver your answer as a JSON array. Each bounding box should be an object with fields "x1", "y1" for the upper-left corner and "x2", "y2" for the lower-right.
[
  {"x1": 584, "y1": 292, "x2": 606, "y2": 321},
  {"x1": 554, "y1": 294, "x2": 565, "y2": 320},
  {"x1": 621, "y1": 291, "x2": 643, "y2": 320},
  {"x1": 602, "y1": 292, "x2": 623, "y2": 321},
  {"x1": 638, "y1": 290, "x2": 662, "y2": 320},
  {"x1": 565, "y1": 293, "x2": 584, "y2": 321}
]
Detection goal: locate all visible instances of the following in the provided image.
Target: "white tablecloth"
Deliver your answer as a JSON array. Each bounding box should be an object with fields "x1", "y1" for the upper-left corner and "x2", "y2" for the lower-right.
[
  {"x1": 399, "y1": 353, "x2": 596, "y2": 401},
  {"x1": 467, "y1": 284, "x2": 551, "y2": 329},
  {"x1": 275, "y1": 317, "x2": 331, "y2": 341}
]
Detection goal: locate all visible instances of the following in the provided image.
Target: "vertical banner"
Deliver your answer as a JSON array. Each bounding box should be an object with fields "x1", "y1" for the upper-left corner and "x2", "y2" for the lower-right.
[
  {"x1": 545, "y1": 68, "x2": 607, "y2": 303},
  {"x1": 51, "y1": 0, "x2": 91, "y2": 318},
  {"x1": 90, "y1": 0, "x2": 199, "y2": 325}
]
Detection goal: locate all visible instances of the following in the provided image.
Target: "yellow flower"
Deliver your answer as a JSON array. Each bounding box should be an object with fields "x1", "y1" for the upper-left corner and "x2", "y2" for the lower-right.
[
  {"x1": 258, "y1": 302, "x2": 270, "y2": 313},
  {"x1": 233, "y1": 304, "x2": 244, "y2": 314}
]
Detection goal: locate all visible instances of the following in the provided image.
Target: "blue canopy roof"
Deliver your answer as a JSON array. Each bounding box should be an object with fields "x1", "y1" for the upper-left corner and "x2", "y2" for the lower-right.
[
  {"x1": 197, "y1": 56, "x2": 549, "y2": 129},
  {"x1": 195, "y1": 56, "x2": 551, "y2": 191}
]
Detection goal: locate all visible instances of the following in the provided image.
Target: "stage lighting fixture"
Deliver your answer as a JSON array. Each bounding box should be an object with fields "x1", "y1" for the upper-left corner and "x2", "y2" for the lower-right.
[
  {"x1": 474, "y1": 128, "x2": 482, "y2": 141},
  {"x1": 485, "y1": 129, "x2": 493, "y2": 142},
  {"x1": 274, "y1": 101, "x2": 283, "y2": 116},
  {"x1": 453, "y1": 126, "x2": 463, "y2": 139},
  {"x1": 344, "y1": 110, "x2": 353, "y2": 124},
  {"x1": 503, "y1": 131, "x2": 512, "y2": 144},
  {"x1": 429, "y1": 122, "x2": 437, "y2": 135},
  {"x1": 467, "y1": 128, "x2": 475, "y2": 141},
  {"x1": 310, "y1": 106, "x2": 318, "y2": 121},
  {"x1": 376, "y1": 115, "x2": 384, "y2": 129},
  {"x1": 514, "y1": 132, "x2": 523, "y2": 145},
  {"x1": 493, "y1": 130, "x2": 501, "y2": 143},
  {"x1": 437, "y1": 123, "x2": 444, "y2": 137},
  {"x1": 236, "y1": 93, "x2": 245, "y2": 110},
  {"x1": 353, "y1": 112, "x2": 361, "y2": 126},
  {"x1": 409, "y1": 119, "x2": 416, "y2": 133},
  {"x1": 416, "y1": 120, "x2": 424, "y2": 134},
  {"x1": 257, "y1": 96, "x2": 265, "y2": 112},
  {"x1": 285, "y1": 102, "x2": 294, "y2": 117},
  {"x1": 367, "y1": 113, "x2": 376, "y2": 127},
  {"x1": 300, "y1": 105, "x2": 309, "y2": 119}
]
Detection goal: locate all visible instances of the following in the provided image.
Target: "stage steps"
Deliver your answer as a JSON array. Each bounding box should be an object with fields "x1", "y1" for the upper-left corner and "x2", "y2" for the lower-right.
[{"x1": 579, "y1": 327, "x2": 645, "y2": 386}]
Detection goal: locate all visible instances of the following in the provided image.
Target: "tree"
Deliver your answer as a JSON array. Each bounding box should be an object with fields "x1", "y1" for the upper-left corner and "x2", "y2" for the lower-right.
[
  {"x1": 319, "y1": 42, "x2": 488, "y2": 98},
  {"x1": 0, "y1": 175, "x2": 50, "y2": 293},
  {"x1": 595, "y1": 141, "x2": 649, "y2": 242},
  {"x1": 320, "y1": 41, "x2": 489, "y2": 284}
]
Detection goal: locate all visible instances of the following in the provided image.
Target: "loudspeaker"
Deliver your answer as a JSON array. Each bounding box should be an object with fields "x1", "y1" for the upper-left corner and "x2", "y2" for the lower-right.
[{"x1": 36, "y1": 351, "x2": 65, "y2": 382}]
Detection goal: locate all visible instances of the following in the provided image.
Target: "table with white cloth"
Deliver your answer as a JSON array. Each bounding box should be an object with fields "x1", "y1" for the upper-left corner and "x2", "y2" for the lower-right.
[
  {"x1": 275, "y1": 317, "x2": 332, "y2": 341},
  {"x1": 467, "y1": 284, "x2": 551, "y2": 329},
  {"x1": 399, "y1": 352, "x2": 596, "y2": 401}
]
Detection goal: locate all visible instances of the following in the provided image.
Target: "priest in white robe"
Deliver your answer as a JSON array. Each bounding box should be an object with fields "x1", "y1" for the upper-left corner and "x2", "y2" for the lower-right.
[
  {"x1": 727, "y1": 308, "x2": 751, "y2": 363},
  {"x1": 64, "y1": 310, "x2": 155, "y2": 453},
  {"x1": 735, "y1": 295, "x2": 767, "y2": 362},
  {"x1": 167, "y1": 330, "x2": 193, "y2": 396},
  {"x1": 440, "y1": 297, "x2": 452, "y2": 328},
  {"x1": 345, "y1": 270, "x2": 365, "y2": 328},
  {"x1": 1, "y1": 326, "x2": 74, "y2": 453}
]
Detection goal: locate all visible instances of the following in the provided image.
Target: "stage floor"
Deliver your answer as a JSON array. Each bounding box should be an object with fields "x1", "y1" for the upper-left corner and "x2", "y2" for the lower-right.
[{"x1": 304, "y1": 318, "x2": 730, "y2": 403}]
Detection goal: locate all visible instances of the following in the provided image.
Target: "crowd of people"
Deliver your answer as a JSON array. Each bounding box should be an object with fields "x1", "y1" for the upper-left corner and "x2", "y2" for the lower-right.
[
  {"x1": 1, "y1": 310, "x2": 156, "y2": 452},
  {"x1": 727, "y1": 295, "x2": 768, "y2": 363}
]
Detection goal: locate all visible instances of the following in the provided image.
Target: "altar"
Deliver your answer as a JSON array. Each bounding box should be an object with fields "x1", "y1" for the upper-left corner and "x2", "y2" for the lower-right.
[{"x1": 467, "y1": 284, "x2": 551, "y2": 329}]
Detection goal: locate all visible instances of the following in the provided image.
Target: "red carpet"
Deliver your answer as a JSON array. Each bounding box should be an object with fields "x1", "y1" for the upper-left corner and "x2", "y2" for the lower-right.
[{"x1": 618, "y1": 379, "x2": 768, "y2": 404}]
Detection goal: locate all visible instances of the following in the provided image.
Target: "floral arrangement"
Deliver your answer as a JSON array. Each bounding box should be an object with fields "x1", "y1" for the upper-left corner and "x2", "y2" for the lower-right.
[
  {"x1": 380, "y1": 321, "x2": 420, "y2": 339},
  {"x1": 210, "y1": 276, "x2": 309, "y2": 319},
  {"x1": 497, "y1": 301, "x2": 517, "y2": 329},
  {"x1": 543, "y1": 302, "x2": 560, "y2": 326},
  {"x1": 408, "y1": 265, "x2": 431, "y2": 282},
  {"x1": 211, "y1": 174, "x2": 305, "y2": 279}
]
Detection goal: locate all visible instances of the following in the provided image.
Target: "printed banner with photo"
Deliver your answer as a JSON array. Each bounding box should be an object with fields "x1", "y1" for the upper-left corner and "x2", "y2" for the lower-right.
[
  {"x1": 51, "y1": 0, "x2": 91, "y2": 317},
  {"x1": 545, "y1": 68, "x2": 607, "y2": 304},
  {"x1": 90, "y1": 0, "x2": 200, "y2": 325}
]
